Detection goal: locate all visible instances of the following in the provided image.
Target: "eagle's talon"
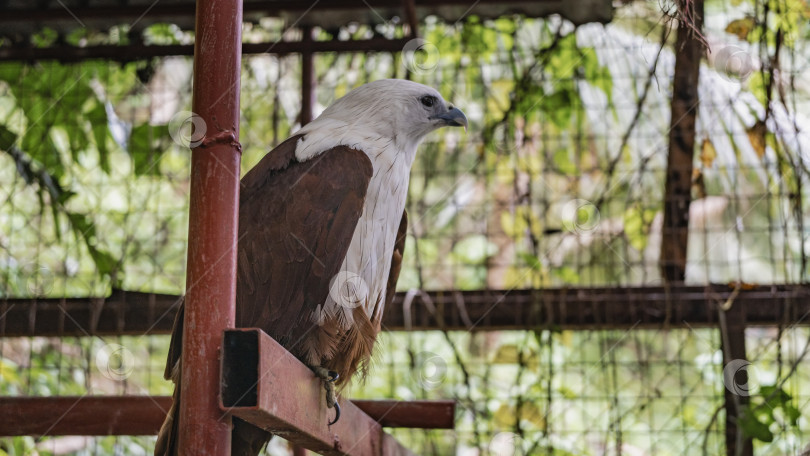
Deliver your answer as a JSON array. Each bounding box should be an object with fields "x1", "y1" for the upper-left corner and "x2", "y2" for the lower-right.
[
  {"x1": 310, "y1": 365, "x2": 341, "y2": 423},
  {"x1": 329, "y1": 401, "x2": 341, "y2": 425}
]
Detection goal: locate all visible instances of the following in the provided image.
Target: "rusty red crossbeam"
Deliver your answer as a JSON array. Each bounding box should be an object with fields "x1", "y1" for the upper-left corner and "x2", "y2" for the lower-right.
[
  {"x1": 0, "y1": 38, "x2": 413, "y2": 62},
  {"x1": 220, "y1": 328, "x2": 439, "y2": 456},
  {"x1": 2, "y1": 285, "x2": 809, "y2": 337},
  {"x1": 0, "y1": 397, "x2": 452, "y2": 437},
  {"x1": 0, "y1": 396, "x2": 173, "y2": 436},
  {"x1": 0, "y1": 0, "x2": 543, "y2": 23}
]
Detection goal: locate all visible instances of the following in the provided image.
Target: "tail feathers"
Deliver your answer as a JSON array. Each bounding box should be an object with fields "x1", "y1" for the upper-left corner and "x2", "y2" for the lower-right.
[
  {"x1": 155, "y1": 362, "x2": 181, "y2": 456},
  {"x1": 328, "y1": 306, "x2": 378, "y2": 386}
]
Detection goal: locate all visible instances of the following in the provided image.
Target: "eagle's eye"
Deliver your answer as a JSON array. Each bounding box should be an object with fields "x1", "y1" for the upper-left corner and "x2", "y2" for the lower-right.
[{"x1": 420, "y1": 95, "x2": 437, "y2": 108}]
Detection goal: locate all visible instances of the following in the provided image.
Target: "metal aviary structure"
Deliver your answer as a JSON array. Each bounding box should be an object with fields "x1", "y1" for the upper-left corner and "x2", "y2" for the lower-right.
[{"x1": 2, "y1": 0, "x2": 810, "y2": 454}]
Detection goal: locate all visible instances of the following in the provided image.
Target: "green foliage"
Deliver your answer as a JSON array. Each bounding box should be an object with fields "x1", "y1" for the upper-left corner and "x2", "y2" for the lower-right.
[
  {"x1": 740, "y1": 384, "x2": 802, "y2": 443},
  {"x1": 1, "y1": 4, "x2": 809, "y2": 454},
  {"x1": 0, "y1": 60, "x2": 191, "y2": 293},
  {"x1": 623, "y1": 206, "x2": 657, "y2": 251},
  {"x1": 128, "y1": 124, "x2": 170, "y2": 176}
]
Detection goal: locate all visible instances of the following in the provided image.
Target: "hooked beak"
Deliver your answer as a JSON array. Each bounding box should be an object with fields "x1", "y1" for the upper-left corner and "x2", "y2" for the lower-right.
[{"x1": 432, "y1": 106, "x2": 468, "y2": 131}]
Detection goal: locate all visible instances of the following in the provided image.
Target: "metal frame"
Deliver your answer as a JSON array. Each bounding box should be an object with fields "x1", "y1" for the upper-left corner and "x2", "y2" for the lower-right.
[
  {"x1": 174, "y1": 0, "x2": 243, "y2": 453},
  {"x1": 220, "y1": 329, "x2": 450, "y2": 455},
  {"x1": 2, "y1": 285, "x2": 808, "y2": 337},
  {"x1": 0, "y1": 38, "x2": 413, "y2": 62},
  {"x1": 0, "y1": 396, "x2": 453, "y2": 436},
  {"x1": 0, "y1": 0, "x2": 795, "y2": 453}
]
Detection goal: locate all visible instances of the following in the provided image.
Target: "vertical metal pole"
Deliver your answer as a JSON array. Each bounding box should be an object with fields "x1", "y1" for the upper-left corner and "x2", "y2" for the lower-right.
[
  {"x1": 660, "y1": 0, "x2": 704, "y2": 282},
  {"x1": 300, "y1": 26, "x2": 315, "y2": 125},
  {"x1": 721, "y1": 303, "x2": 754, "y2": 456},
  {"x1": 401, "y1": 0, "x2": 419, "y2": 38},
  {"x1": 178, "y1": 0, "x2": 243, "y2": 453}
]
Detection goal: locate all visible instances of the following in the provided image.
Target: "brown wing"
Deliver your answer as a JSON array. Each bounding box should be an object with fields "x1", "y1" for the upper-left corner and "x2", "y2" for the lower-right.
[
  {"x1": 163, "y1": 134, "x2": 372, "y2": 375},
  {"x1": 235, "y1": 136, "x2": 373, "y2": 357},
  {"x1": 376, "y1": 210, "x2": 407, "y2": 327}
]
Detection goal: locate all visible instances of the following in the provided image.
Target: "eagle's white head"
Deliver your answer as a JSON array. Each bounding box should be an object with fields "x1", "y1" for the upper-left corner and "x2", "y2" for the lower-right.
[{"x1": 294, "y1": 79, "x2": 467, "y2": 163}]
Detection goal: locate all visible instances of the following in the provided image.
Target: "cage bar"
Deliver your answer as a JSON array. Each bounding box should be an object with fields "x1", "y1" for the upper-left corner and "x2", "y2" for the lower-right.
[
  {"x1": 3, "y1": 285, "x2": 808, "y2": 337},
  {"x1": 0, "y1": 397, "x2": 453, "y2": 436},
  {"x1": 175, "y1": 0, "x2": 243, "y2": 453}
]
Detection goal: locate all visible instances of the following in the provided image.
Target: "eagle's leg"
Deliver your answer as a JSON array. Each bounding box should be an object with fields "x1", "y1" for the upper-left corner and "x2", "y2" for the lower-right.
[{"x1": 309, "y1": 366, "x2": 341, "y2": 425}]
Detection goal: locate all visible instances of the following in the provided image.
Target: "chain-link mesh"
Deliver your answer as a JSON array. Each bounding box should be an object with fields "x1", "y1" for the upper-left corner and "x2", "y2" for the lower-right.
[{"x1": 1, "y1": 2, "x2": 810, "y2": 455}]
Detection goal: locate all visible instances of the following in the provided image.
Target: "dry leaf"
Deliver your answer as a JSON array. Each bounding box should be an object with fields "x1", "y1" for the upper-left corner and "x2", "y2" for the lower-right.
[
  {"x1": 747, "y1": 120, "x2": 767, "y2": 159},
  {"x1": 700, "y1": 139, "x2": 717, "y2": 167},
  {"x1": 725, "y1": 17, "x2": 755, "y2": 40}
]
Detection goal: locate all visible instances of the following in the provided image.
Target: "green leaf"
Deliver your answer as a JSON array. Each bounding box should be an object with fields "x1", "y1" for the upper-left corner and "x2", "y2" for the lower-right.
[
  {"x1": 452, "y1": 235, "x2": 496, "y2": 264},
  {"x1": 759, "y1": 385, "x2": 791, "y2": 407},
  {"x1": 0, "y1": 62, "x2": 24, "y2": 83},
  {"x1": 0, "y1": 125, "x2": 17, "y2": 150},
  {"x1": 68, "y1": 212, "x2": 97, "y2": 239},
  {"x1": 88, "y1": 245, "x2": 118, "y2": 277},
  {"x1": 129, "y1": 124, "x2": 169, "y2": 176},
  {"x1": 623, "y1": 207, "x2": 657, "y2": 251},
  {"x1": 68, "y1": 123, "x2": 90, "y2": 161},
  {"x1": 581, "y1": 46, "x2": 613, "y2": 104},
  {"x1": 783, "y1": 404, "x2": 801, "y2": 426},
  {"x1": 87, "y1": 103, "x2": 111, "y2": 173},
  {"x1": 551, "y1": 266, "x2": 580, "y2": 283},
  {"x1": 740, "y1": 408, "x2": 774, "y2": 442},
  {"x1": 21, "y1": 124, "x2": 49, "y2": 159},
  {"x1": 558, "y1": 386, "x2": 577, "y2": 399},
  {"x1": 67, "y1": 212, "x2": 118, "y2": 277},
  {"x1": 543, "y1": 90, "x2": 575, "y2": 128},
  {"x1": 520, "y1": 253, "x2": 543, "y2": 271},
  {"x1": 552, "y1": 148, "x2": 577, "y2": 175}
]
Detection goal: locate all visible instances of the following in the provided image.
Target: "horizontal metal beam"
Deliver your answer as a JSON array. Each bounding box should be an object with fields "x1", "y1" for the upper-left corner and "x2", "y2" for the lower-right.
[
  {"x1": 0, "y1": 290, "x2": 180, "y2": 337},
  {"x1": 390, "y1": 284, "x2": 810, "y2": 330},
  {"x1": 0, "y1": 0, "x2": 542, "y2": 23},
  {"x1": 2, "y1": 285, "x2": 809, "y2": 337},
  {"x1": 353, "y1": 400, "x2": 454, "y2": 429},
  {"x1": 221, "y1": 328, "x2": 419, "y2": 456},
  {"x1": 0, "y1": 396, "x2": 451, "y2": 437},
  {"x1": 0, "y1": 38, "x2": 412, "y2": 63},
  {"x1": 0, "y1": 396, "x2": 172, "y2": 436}
]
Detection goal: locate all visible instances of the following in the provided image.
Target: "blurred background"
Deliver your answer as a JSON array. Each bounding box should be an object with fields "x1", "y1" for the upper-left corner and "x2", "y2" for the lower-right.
[{"x1": 1, "y1": 0, "x2": 809, "y2": 454}]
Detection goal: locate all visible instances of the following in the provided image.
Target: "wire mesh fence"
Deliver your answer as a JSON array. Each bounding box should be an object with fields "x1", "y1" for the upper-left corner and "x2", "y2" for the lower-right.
[{"x1": 1, "y1": 1, "x2": 810, "y2": 454}]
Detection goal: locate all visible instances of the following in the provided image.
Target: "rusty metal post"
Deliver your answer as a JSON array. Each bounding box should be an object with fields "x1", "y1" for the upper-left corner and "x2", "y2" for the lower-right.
[
  {"x1": 401, "y1": 0, "x2": 419, "y2": 37},
  {"x1": 177, "y1": 0, "x2": 243, "y2": 452},
  {"x1": 660, "y1": 0, "x2": 704, "y2": 282},
  {"x1": 300, "y1": 26, "x2": 316, "y2": 125},
  {"x1": 721, "y1": 303, "x2": 754, "y2": 456}
]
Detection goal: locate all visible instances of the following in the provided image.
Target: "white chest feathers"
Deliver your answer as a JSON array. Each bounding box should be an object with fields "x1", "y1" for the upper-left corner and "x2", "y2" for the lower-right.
[{"x1": 296, "y1": 123, "x2": 415, "y2": 330}]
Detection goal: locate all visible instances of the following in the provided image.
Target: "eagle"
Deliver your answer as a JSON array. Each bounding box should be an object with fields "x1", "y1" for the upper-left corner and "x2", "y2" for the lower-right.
[{"x1": 156, "y1": 79, "x2": 467, "y2": 455}]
